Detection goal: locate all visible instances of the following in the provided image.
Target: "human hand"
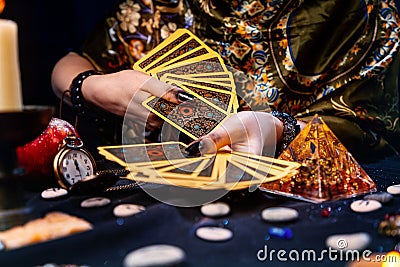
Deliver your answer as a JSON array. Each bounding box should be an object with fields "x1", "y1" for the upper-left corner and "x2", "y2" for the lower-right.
[
  {"x1": 82, "y1": 69, "x2": 192, "y2": 130},
  {"x1": 51, "y1": 52, "x2": 193, "y2": 132},
  {"x1": 185, "y1": 111, "x2": 284, "y2": 157}
]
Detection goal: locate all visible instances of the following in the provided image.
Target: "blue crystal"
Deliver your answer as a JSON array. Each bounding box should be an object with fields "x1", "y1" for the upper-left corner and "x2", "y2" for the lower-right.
[
  {"x1": 268, "y1": 227, "x2": 293, "y2": 239},
  {"x1": 310, "y1": 142, "x2": 316, "y2": 154}
]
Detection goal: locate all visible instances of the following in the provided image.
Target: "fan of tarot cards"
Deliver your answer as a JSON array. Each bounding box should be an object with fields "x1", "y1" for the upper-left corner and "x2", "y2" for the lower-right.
[
  {"x1": 135, "y1": 28, "x2": 238, "y2": 140},
  {"x1": 98, "y1": 142, "x2": 300, "y2": 191},
  {"x1": 98, "y1": 29, "x2": 301, "y2": 190}
]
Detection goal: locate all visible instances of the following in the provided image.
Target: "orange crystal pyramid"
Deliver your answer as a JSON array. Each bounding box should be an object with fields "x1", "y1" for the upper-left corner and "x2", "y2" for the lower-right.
[{"x1": 259, "y1": 115, "x2": 376, "y2": 203}]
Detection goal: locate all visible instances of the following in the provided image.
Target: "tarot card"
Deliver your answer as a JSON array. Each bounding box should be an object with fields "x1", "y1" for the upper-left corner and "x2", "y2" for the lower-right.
[
  {"x1": 227, "y1": 158, "x2": 284, "y2": 182},
  {"x1": 143, "y1": 96, "x2": 229, "y2": 140},
  {"x1": 150, "y1": 55, "x2": 228, "y2": 79},
  {"x1": 185, "y1": 72, "x2": 235, "y2": 83},
  {"x1": 195, "y1": 152, "x2": 253, "y2": 190},
  {"x1": 231, "y1": 151, "x2": 300, "y2": 171},
  {"x1": 167, "y1": 82, "x2": 234, "y2": 114},
  {"x1": 229, "y1": 157, "x2": 293, "y2": 181},
  {"x1": 147, "y1": 49, "x2": 220, "y2": 73},
  {"x1": 125, "y1": 170, "x2": 215, "y2": 188},
  {"x1": 162, "y1": 74, "x2": 235, "y2": 90},
  {"x1": 133, "y1": 29, "x2": 193, "y2": 71},
  {"x1": 154, "y1": 155, "x2": 219, "y2": 181},
  {"x1": 126, "y1": 156, "x2": 223, "y2": 188},
  {"x1": 127, "y1": 156, "x2": 204, "y2": 177},
  {"x1": 127, "y1": 154, "x2": 202, "y2": 172},
  {"x1": 185, "y1": 78, "x2": 234, "y2": 85},
  {"x1": 139, "y1": 28, "x2": 216, "y2": 71},
  {"x1": 161, "y1": 74, "x2": 238, "y2": 112},
  {"x1": 145, "y1": 43, "x2": 217, "y2": 73},
  {"x1": 203, "y1": 151, "x2": 298, "y2": 190},
  {"x1": 121, "y1": 148, "x2": 296, "y2": 191},
  {"x1": 221, "y1": 161, "x2": 266, "y2": 190},
  {"x1": 97, "y1": 142, "x2": 190, "y2": 167}
]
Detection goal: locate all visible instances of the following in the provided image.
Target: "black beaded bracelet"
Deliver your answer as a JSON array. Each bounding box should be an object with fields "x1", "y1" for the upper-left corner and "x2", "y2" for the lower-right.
[
  {"x1": 271, "y1": 111, "x2": 301, "y2": 156},
  {"x1": 69, "y1": 70, "x2": 103, "y2": 115}
]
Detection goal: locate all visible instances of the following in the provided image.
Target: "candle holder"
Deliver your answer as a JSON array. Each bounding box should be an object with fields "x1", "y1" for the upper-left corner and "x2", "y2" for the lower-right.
[{"x1": 0, "y1": 105, "x2": 54, "y2": 230}]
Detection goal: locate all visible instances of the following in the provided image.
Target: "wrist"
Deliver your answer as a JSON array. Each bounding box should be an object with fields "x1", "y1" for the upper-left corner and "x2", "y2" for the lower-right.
[
  {"x1": 271, "y1": 111, "x2": 301, "y2": 157},
  {"x1": 272, "y1": 115, "x2": 284, "y2": 143},
  {"x1": 69, "y1": 70, "x2": 104, "y2": 115}
]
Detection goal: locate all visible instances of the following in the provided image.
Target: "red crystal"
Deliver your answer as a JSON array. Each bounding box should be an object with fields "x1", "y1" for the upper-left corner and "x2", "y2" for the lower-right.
[
  {"x1": 16, "y1": 118, "x2": 78, "y2": 179},
  {"x1": 320, "y1": 207, "x2": 331, "y2": 217}
]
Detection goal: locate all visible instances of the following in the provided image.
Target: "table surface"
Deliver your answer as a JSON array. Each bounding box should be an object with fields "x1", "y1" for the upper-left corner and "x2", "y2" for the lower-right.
[{"x1": 0, "y1": 155, "x2": 399, "y2": 267}]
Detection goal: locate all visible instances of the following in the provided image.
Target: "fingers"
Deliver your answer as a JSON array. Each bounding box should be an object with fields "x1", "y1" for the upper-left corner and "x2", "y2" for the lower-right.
[
  {"x1": 124, "y1": 90, "x2": 163, "y2": 128},
  {"x1": 185, "y1": 133, "x2": 229, "y2": 156},
  {"x1": 186, "y1": 113, "x2": 249, "y2": 156},
  {"x1": 126, "y1": 77, "x2": 194, "y2": 129},
  {"x1": 185, "y1": 111, "x2": 277, "y2": 156},
  {"x1": 140, "y1": 77, "x2": 193, "y2": 104}
]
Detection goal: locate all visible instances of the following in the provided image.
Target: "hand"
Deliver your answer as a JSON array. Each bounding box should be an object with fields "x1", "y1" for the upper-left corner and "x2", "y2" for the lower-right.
[
  {"x1": 74, "y1": 159, "x2": 84, "y2": 178},
  {"x1": 83, "y1": 70, "x2": 193, "y2": 130},
  {"x1": 51, "y1": 52, "x2": 193, "y2": 132},
  {"x1": 185, "y1": 111, "x2": 284, "y2": 157}
]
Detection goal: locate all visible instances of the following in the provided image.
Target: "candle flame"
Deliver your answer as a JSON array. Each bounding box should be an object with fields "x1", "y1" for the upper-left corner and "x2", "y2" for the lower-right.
[{"x1": 0, "y1": 0, "x2": 5, "y2": 14}]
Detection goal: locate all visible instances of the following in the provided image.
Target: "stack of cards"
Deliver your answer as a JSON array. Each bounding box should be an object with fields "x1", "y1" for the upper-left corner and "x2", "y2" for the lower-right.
[
  {"x1": 121, "y1": 29, "x2": 300, "y2": 190},
  {"x1": 98, "y1": 142, "x2": 300, "y2": 191},
  {"x1": 133, "y1": 29, "x2": 238, "y2": 140}
]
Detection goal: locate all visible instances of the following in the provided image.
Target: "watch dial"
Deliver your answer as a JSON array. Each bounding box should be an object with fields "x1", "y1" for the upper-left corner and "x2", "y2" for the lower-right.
[{"x1": 61, "y1": 150, "x2": 95, "y2": 185}]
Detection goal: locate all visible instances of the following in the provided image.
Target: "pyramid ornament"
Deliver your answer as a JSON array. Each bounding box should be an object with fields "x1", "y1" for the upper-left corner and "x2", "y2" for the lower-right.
[{"x1": 260, "y1": 115, "x2": 376, "y2": 203}]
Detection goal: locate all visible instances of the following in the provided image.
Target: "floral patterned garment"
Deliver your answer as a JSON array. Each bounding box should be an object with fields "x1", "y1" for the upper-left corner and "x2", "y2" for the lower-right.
[{"x1": 81, "y1": 0, "x2": 400, "y2": 162}]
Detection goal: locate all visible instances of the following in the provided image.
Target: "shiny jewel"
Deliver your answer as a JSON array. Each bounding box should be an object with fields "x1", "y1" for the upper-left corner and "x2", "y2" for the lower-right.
[
  {"x1": 378, "y1": 214, "x2": 400, "y2": 237},
  {"x1": 268, "y1": 227, "x2": 293, "y2": 239},
  {"x1": 260, "y1": 115, "x2": 376, "y2": 203},
  {"x1": 320, "y1": 207, "x2": 331, "y2": 217}
]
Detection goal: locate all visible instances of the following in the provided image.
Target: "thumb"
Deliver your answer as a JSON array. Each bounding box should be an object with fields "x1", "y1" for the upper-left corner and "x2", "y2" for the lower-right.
[
  {"x1": 185, "y1": 113, "x2": 249, "y2": 155},
  {"x1": 185, "y1": 130, "x2": 230, "y2": 156}
]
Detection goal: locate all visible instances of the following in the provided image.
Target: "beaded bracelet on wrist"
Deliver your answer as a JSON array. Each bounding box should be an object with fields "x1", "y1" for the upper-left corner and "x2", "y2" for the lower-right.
[
  {"x1": 271, "y1": 111, "x2": 301, "y2": 156},
  {"x1": 69, "y1": 70, "x2": 103, "y2": 115}
]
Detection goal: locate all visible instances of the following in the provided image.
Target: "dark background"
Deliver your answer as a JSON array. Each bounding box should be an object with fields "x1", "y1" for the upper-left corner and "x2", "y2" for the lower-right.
[
  {"x1": 1, "y1": 0, "x2": 116, "y2": 108},
  {"x1": 1, "y1": 0, "x2": 400, "y2": 108}
]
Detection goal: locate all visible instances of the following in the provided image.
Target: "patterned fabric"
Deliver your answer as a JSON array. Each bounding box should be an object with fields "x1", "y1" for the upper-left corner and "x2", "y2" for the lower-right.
[{"x1": 81, "y1": 0, "x2": 400, "y2": 162}]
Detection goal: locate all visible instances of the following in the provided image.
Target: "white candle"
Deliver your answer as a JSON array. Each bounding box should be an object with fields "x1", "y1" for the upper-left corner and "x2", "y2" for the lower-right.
[{"x1": 0, "y1": 19, "x2": 22, "y2": 112}]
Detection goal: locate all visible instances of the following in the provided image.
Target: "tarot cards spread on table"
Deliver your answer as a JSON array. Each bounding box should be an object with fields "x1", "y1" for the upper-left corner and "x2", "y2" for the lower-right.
[
  {"x1": 98, "y1": 142, "x2": 301, "y2": 191},
  {"x1": 133, "y1": 28, "x2": 238, "y2": 140}
]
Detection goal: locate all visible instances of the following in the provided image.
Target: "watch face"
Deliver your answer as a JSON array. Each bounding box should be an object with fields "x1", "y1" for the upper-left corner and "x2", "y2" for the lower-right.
[{"x1": 59, "y1": 149, "x2": 95, "y2": 186}]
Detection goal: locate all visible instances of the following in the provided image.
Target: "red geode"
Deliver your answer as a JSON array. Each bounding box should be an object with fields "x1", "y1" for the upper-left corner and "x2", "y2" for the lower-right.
[{"x1": 16, "y1": 117, "x2": 79, "y2": 179}]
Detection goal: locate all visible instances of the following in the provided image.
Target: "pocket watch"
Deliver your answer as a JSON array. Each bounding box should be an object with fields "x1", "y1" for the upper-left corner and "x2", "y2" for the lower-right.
[{"x1": 53, "y1": 135, "x2": 97, "y2": 190}]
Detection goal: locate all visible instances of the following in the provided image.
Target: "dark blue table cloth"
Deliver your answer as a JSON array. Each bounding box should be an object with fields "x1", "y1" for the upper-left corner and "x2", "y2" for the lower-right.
[{"x1": 0, "y1": 156, "x2": 399, "y2": 267}]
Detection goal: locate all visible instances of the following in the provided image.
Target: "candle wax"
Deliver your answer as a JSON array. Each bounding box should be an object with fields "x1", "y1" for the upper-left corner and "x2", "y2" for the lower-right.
[{"x1": 0, "y1": 19, "x2": 22, "y2": 112}]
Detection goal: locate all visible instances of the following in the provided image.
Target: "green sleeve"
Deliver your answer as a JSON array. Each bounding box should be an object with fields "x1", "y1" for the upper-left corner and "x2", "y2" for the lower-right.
[{"x1": 296, "y1": 54, "x2": 400, "y2": 163}]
